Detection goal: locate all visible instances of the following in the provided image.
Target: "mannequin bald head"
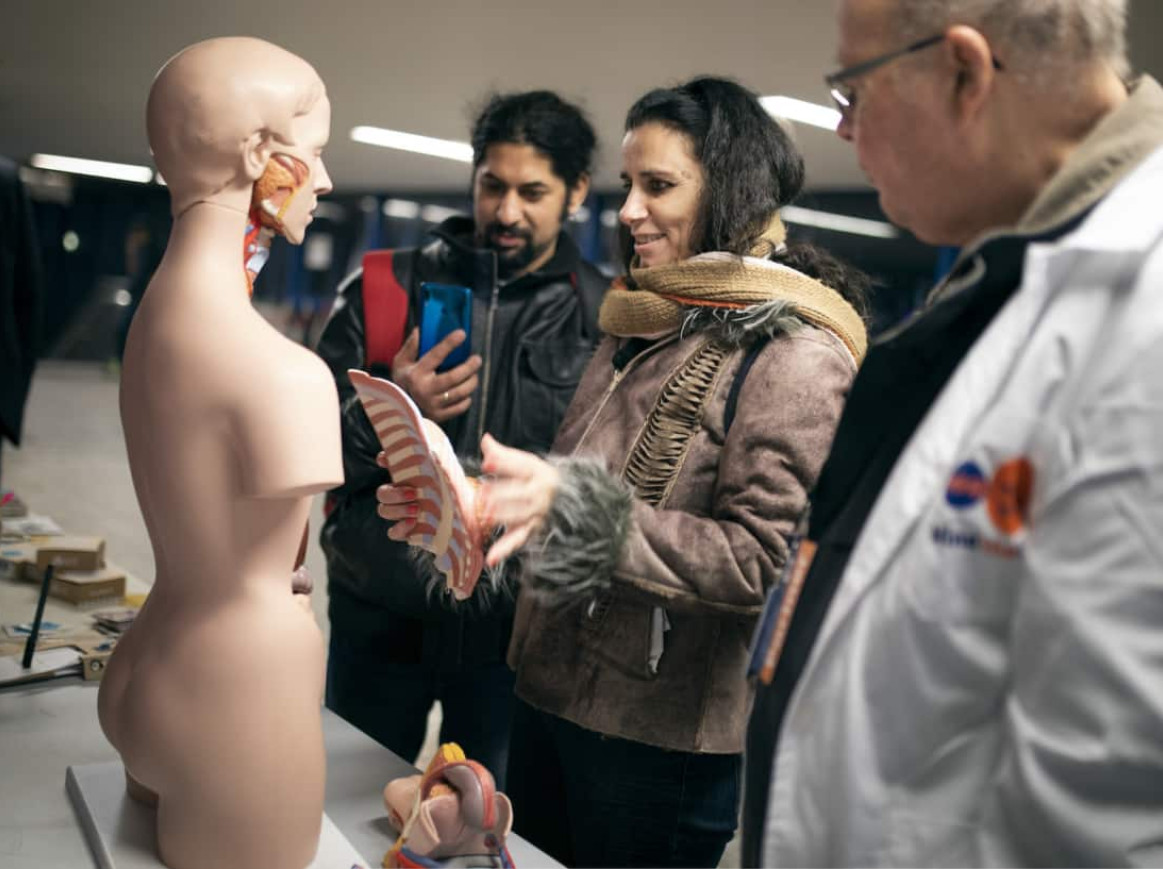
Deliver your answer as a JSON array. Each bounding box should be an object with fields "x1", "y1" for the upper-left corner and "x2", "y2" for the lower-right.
[{"x1": 147, "y1": 37, "x2": 327, "y2": 218}]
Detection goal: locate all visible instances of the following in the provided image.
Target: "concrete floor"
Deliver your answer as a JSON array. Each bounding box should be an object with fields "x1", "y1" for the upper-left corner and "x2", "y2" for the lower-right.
[
  {"x1": 3, "y1": 362, "x2": 158, "y2": 594},
  {"x1": 3, "y1": 359, "x2": 742, "y2": 868}
]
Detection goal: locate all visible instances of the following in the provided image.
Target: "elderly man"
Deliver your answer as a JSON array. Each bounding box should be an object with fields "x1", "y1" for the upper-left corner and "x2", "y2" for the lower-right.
[{"x1": 744, "y1": 0, "x2": 1163, "y2": 865}]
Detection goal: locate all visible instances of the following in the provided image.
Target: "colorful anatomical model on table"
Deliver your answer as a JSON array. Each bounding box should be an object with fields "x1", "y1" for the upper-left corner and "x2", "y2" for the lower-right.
[{"x1": 383, "y1": 743, "x2": 515, "y2": 868}]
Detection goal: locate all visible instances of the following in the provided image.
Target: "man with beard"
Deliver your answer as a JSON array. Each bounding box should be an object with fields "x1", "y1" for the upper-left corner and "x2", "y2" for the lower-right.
[{"x1": 315, "y1": 91, "x2": 605, "y2": 783}]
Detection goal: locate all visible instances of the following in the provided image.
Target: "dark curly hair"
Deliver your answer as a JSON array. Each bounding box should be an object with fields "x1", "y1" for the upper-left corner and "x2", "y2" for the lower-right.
[
  {"x1": 471, "y1": 90, "x2": 596, "y2": 190},
  {"x1": 622, "y1": 76, "x2": 869, "y2": 320}
]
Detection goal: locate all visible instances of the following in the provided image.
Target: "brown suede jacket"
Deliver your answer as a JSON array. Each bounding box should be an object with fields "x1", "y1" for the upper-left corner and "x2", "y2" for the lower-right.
[{"x1": 507, "y1": 306, "x2": 857, "y2": 753}]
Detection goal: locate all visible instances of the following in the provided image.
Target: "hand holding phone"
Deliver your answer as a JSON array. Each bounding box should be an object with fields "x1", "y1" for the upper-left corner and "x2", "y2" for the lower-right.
[{"x1": 388, "y1": 284, "x2": 482, "y2": 422}]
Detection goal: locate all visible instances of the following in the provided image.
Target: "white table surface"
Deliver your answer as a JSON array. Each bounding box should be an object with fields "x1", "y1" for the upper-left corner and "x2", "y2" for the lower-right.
[{"x1": 0, "y1": 680, "x2": 558, "y2": 869}]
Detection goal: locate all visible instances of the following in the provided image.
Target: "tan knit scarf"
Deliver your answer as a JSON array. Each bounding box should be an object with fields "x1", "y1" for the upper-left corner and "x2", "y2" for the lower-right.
[{"x1": 599, "y1": 217, "x2": 868, "y2": 363}]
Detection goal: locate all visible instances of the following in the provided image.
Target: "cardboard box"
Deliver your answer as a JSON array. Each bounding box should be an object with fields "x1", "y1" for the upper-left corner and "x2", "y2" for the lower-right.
[
  {"x1": 36, "y1": 537, "x2": 106, "y2": 573},
  {"x1": 49, "y1": 565, "x2": 125, "y2": 605},
  {"x1": 0, "y1": 543, "x2": 38, "y2": 583}
]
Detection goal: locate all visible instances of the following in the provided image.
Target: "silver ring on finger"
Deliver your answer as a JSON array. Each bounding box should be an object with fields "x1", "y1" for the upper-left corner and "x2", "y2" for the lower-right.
[{"x1": 442, "y1": 390, "x2": 450, "y2": 405}]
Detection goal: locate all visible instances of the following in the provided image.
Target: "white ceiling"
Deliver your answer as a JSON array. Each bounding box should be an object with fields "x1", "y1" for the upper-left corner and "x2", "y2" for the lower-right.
[{"x1": 3, "y1": 0, "x2": 1161, "y2": 195}]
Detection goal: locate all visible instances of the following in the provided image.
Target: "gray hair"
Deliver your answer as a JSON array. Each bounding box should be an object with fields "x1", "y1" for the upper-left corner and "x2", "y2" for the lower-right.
[{"x1": 894, "y1": 0, "x2": 1130, "y2": 81}]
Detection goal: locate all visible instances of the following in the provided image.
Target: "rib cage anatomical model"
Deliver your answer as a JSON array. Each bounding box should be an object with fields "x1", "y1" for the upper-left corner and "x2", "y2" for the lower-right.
[{"x1": 348, "y1": 369, "x2": 485, "y2": 599}]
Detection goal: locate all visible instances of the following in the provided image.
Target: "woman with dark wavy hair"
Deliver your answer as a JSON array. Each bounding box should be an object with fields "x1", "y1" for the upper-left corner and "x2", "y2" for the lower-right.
[{"x1": 382, "y1": 75, "x2": 870, "y2": 868}]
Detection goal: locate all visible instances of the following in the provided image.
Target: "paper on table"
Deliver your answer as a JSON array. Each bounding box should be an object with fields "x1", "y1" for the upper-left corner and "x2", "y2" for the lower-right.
[
  {"x1": 0, "y1": 646, "x2": 82, "y2": 687},
  {"x1": 3, "y1": 620, "x2": 64, "y2": 638},
  {"x1": 2, "y1": 513, "x2": 65, "y2": 537}
]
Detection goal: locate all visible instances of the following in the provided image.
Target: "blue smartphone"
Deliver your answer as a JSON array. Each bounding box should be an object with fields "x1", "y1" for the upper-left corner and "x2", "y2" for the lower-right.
[{"x1": 418, "y1": 282, "x2": 473, "y2": 373}]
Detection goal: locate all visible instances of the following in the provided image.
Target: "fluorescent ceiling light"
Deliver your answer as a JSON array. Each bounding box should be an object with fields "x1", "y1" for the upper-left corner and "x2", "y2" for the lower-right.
[
  {"x1": 351, "y1": 126, "x2": 473, "y2": 163},
  {"x1": 782, "y1": 205, "x2": 898, "y2": 239},
  {"x1": 760, "y1": 96, "x2": 841, "y2": 131},
  {"x1": 30, "y1": 153, "x2": 154, "y2": 184},
  {"x1": 383, "y1": 198, "x2": 421, "y2": 219},
  {"x1": 381, "y1": 199, "x2": 460, "y2": 223},
  {"x1": 420, "y1": 204, "x2": 460, "y2": 224}
]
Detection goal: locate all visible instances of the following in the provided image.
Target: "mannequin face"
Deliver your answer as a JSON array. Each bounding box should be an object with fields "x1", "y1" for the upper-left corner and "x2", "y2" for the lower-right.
[{"x1": 257, "y1": 94, "x2": 333, "y2": 245}]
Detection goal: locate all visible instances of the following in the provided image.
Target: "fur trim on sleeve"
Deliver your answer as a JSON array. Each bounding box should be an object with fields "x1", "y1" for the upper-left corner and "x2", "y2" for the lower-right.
[
  {"x1": 410, "y1": 543, "x2": 515, "y2": 616},
  {"x1": 520, "y1": 456, "x2": 635, "y2": 606},
  {"x1": 406, "y1": 456, "x2": 517, "y2": 616}
]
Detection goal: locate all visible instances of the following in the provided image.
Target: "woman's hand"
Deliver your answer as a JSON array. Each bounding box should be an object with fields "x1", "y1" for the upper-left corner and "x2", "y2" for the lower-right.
[
  {"x1": 479, "y1": 434, "x2": 560, "y2": 567},
  {"x1": 374, "y1": 451, "x2": 421, "y2": 543}
]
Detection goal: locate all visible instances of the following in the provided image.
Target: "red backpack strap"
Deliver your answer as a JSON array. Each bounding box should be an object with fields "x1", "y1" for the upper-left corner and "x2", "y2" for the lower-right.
[{"x1": 361, "y1": 249, "x2": 411, "y2": 369}]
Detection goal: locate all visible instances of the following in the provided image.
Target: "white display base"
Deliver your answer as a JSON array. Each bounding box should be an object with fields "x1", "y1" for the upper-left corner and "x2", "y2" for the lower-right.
[{"x1": 66, "y1": 761, "x2": 371, "y2": 869}]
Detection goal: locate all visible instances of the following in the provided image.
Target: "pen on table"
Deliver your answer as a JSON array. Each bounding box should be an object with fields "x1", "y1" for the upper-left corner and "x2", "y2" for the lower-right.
[{"x1": 22, "y1": 563, "x2": 55, "y2": 669}]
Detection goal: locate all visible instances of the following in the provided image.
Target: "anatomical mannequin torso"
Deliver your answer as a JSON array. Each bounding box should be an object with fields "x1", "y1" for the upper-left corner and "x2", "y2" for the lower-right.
[{"x1": 96, "y1": 37, "x2": 343, "y2": 869}]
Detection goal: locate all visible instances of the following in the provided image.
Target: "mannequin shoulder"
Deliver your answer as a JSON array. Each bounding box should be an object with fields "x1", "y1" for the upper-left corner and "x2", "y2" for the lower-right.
[
  {"x1": 152, "y1": 305, "x2": 340, "y2": 412},
  {"x1": 233, "y1": 326, "x2": 338, "y2": 400}
]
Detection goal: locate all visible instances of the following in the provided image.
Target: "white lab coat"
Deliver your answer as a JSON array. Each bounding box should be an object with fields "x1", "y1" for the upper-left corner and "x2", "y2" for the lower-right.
[{"x1": 764, "y1": 143, "x2": 1163, "y2": 867}]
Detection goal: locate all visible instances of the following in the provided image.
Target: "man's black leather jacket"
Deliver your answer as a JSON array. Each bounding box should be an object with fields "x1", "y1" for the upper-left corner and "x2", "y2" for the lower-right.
[{"x1": 315, "y1": 216, "x2": 607, "y2": 660}]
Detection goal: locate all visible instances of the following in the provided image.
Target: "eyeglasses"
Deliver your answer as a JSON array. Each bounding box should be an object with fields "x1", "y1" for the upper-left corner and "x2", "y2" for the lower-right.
[{"x1": 825, "y1": 33, "x2": 1004, "y2": 122}]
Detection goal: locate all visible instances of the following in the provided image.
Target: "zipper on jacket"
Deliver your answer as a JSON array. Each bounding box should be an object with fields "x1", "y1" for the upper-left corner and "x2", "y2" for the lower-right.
[
  {"x1": 476, "y1": 254, "x2": 500, "y2": 449},
  {"x1": 572, "y1": 336, "x2": 677, "y2": 455}
]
